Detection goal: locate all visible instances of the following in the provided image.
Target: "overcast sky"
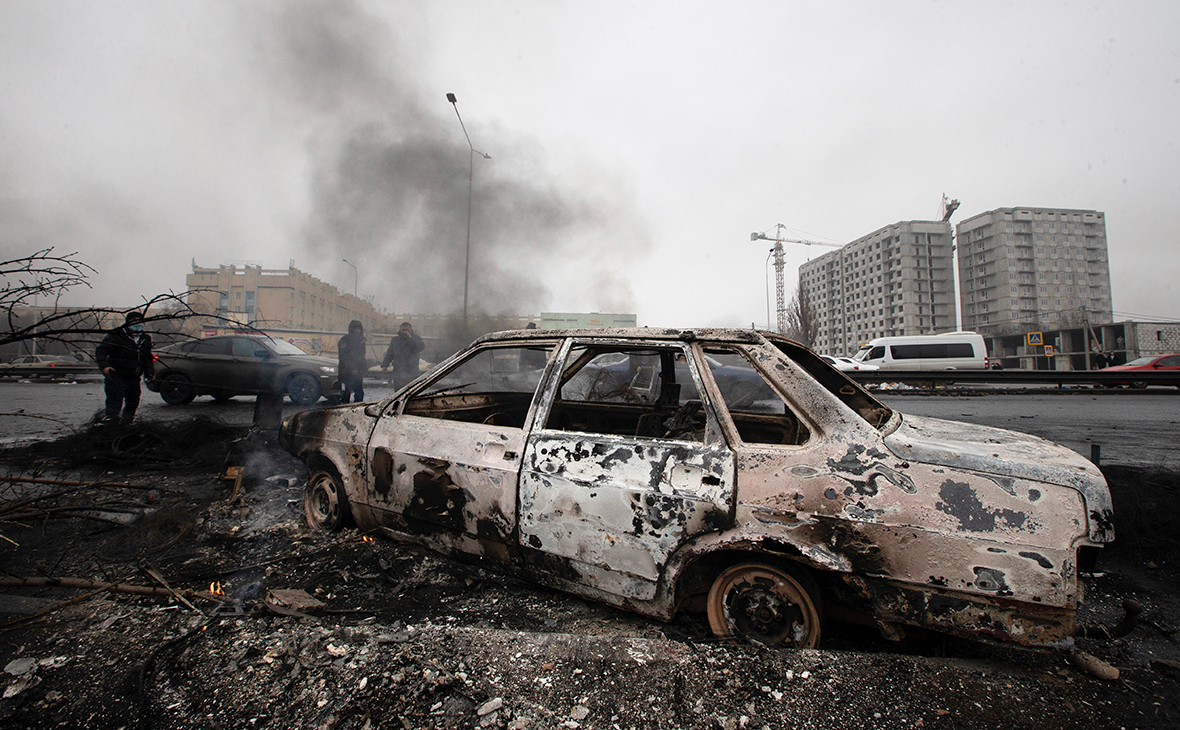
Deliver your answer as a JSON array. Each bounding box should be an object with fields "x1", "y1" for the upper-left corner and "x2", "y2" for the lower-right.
[{"x1": 2, "y1": 1, "x2": 1177, "y2": 330}]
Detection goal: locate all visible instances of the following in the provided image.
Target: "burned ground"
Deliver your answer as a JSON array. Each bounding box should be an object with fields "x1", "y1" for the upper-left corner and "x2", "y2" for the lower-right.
[{"x1": 1, "y1": 419, "x2": 1178, "y2": 729}]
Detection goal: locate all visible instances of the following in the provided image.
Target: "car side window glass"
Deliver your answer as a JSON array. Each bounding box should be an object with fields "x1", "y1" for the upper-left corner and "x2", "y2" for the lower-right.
[
  {"x1": 702, "y1": 348, "x2": 810, "y2": 446},
  {"x1": 546, "y1": 345, "x2": 705, "y2": 442},
  {"x1": 183, "y1": 338, "x2": 231, "y2": 356},
  {"x1": 403, "y1": 344, "x2": 553, "y2": 427},
  {"x1": 232, "y1": 338, "x2": 264, "y2": 357}
]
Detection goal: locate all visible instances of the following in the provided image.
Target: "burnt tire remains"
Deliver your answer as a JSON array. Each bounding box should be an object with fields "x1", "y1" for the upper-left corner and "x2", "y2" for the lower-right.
[
  {"x1": 706, "y1": 562, "x2": 823, "y2": 649},
  {"x1": 304, "y1": 469, "x2": 350, "y2": 531}
]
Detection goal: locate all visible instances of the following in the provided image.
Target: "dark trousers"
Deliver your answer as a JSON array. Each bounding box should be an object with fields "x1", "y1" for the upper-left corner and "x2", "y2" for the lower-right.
[
  {"x1": 392, "y1": 368, "x2": 417, "y2": 391},
  {"x1": 340, "y1": 375, "x2": 364, "y2": 403},
  {"x1": 104, "y1": 372, "x2": 141, "y2": 420}
]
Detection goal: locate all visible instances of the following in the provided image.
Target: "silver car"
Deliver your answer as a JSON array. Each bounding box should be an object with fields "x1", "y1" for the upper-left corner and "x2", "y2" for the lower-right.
[{"x1": 280, "y1": 328, "x2": 1113, "y2": 650}]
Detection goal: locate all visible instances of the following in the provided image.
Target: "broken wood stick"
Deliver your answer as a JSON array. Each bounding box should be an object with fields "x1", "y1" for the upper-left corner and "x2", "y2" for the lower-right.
[
  {"x1": 140, "y1": 562, "x2": 204, "y2": 616},
  {"x1": 0, "y1": 576, "x2": 177, "y2": 597}
]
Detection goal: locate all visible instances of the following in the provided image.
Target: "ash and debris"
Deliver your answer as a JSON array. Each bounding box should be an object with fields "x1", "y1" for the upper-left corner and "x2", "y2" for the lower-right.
[{"x1": 1, "y1": 418, "x2": 1178, "y2": 729}]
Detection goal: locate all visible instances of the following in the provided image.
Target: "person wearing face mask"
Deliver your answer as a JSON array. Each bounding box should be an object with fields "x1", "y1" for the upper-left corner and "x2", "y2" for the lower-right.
[{"x1": 95, "y1": 311, "x2": 155, "y2": 424}]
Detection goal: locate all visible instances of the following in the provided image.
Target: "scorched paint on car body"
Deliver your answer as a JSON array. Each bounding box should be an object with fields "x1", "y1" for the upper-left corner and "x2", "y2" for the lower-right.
[{"x1": 279, "y1": 328, "x2": 1119, "y2": 652}]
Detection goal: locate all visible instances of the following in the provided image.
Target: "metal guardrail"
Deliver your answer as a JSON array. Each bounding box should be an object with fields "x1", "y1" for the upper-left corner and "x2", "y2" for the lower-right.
[{"x1": 848, "y1": 369, "x2": 1180, "y2": 387}]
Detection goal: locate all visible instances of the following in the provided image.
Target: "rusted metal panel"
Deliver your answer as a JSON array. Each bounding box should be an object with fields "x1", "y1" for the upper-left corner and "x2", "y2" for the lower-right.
[
  {"x1": 520, "y1": 431, "x2": 734, "y2": 599},
  {"x1": 367, "y1": 414, "x2": 524, "y2": 561}
]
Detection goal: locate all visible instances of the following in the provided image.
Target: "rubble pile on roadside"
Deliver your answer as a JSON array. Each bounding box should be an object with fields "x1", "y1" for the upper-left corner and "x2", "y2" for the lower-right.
[{"x1": 1, "y1": 420, "x2": 1178, "y2": 729}]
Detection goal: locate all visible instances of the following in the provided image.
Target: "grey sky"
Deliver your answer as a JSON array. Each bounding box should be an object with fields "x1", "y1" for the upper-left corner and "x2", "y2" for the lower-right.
[{"x1": 1, "y1": 1, "x2": 1177, "y2": 329}]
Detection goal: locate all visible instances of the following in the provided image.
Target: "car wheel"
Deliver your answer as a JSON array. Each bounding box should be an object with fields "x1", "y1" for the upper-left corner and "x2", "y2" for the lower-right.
[
  {"x1": 304, "y1": 469, "x2": 351, "y2": 531},
  {"x1": 706, "y1": 562, "x2": 823, "y2": 648},
  {"x1": 158, "y1": 373, "x2": 196, "y2": 405},
  {"x1": 287, "y1": 372, "x2": 322, "y2": 405}
]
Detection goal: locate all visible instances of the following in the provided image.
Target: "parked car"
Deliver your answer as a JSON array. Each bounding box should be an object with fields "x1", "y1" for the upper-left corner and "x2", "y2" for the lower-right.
[
  {"x1": 280, "y1": 328, "x2": 1116, "y2": 651},
  {"x1": 820, "y1": 355, "x2": 880, "y2": 372},
  {"x1": 1102, "y1": 353, "x2": 1180, "y2": 388},
  {"x1": 0, "y1": 354, "x2": 80, "y2": 377},
  {"x1": 4, "y1": 354, "x2": 75, "y2": 365},
  {"x1": 146, "y1": 335, "x2": 338, "y2": 405}
]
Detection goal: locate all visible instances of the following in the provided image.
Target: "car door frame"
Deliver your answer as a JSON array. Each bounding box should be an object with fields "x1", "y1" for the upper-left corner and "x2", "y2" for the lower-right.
[
  {"x1": 518, "y1": 337, "x2": 737, "y2": 602},
  {"x1": 362, "y1": 338, "x2": 562, "y2": 563}
]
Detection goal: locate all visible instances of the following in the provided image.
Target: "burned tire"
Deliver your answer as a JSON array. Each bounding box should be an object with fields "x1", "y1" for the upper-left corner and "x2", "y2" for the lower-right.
[
  {"x1": 158, "y1": 373, "x2": 196, "y2": 405},
  {"x1": 287, "y1": 372, "x2": 322, "y2": 405},
  {"x1": 304, "y1": 469, "x2": 351, "y2": 531},
  {"x1": 706, "y1": 562, "x2": 823, "y2": 648}
]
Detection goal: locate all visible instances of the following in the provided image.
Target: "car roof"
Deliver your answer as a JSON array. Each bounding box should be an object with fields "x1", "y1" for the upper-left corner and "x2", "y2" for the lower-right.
[{"x1": 471, "y1": 327, "x2": 800, "y2": 347}]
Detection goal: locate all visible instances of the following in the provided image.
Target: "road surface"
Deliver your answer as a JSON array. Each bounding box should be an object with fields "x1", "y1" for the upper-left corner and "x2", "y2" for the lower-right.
[{"x1": 0, "y1": 379, "x2": 1176, "y2": 468}]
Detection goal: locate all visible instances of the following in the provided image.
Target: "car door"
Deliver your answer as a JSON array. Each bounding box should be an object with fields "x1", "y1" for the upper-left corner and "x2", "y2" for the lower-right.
[
  {"x1": 518, "y1": 340, "x2": 736, "y2": 601},
  {"x1": 364, "y1": 340, "x2": 557, "y2": 563},
  {"x1": 173, "y1": 337, "x2": 235, "y2": 391},
  {"x1": 229, "y1": 337, "x2": 276, "y2": 394}
]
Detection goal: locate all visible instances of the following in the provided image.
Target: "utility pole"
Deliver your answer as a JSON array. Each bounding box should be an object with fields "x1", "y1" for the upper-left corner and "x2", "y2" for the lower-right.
[{"x1": 750, "y1": 225, "x2": 841, "y2": 334}]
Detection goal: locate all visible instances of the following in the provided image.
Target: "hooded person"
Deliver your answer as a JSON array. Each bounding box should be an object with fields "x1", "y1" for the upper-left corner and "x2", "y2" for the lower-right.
[
  {"x1": 95, "y1": 311, "x2": 154, "y2": 423},
  {"x1": 337, "y1": 320, "x2": 368, "y2": 403}
]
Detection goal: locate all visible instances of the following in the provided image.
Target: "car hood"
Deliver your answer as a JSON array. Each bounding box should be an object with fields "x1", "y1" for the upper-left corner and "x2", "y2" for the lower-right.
[
  {"x1": 282, "y1": 354, "x2": 337, "y2": 368},
  {"x1": 883, "y1": 414, "x2": 1112, "y2": 540}
]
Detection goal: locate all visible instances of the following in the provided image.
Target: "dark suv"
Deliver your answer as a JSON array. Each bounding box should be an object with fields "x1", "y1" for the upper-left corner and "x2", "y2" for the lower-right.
[{"x1": 147, "y1": 335, "x2": 338, "y2": 405}]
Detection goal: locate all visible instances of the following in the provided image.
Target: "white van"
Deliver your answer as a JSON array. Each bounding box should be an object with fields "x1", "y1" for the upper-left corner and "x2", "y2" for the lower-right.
[{"x1": 852, "y1": 332, "x2": 988, "y2": 370}]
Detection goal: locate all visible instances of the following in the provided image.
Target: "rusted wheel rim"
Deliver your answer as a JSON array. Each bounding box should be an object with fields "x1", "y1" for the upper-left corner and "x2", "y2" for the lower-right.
[
  {"x1": 706, "y1": 563, "x2": 821, "y2": 648},
  {"x1": 305, "y1": 472, "x2": 341, "y2": 530}
]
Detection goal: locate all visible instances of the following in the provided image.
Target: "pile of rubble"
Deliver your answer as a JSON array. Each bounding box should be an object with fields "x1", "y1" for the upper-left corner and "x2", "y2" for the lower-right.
[{"x1": 1, "y1": 421, "x2": 1178, "y2": 728}]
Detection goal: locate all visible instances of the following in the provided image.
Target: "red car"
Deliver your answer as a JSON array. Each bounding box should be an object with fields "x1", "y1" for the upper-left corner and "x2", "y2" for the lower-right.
[{"x1": 1103, "y1": 353, "x2": 1180, "y2": 388}]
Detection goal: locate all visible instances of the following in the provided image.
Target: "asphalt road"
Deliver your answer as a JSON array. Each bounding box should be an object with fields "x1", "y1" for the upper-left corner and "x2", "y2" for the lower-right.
[
  {"x1": 877, "y1": 391, "x2": 1180, "y2": 470},
  {"x1": 0, "y1": 378, "x2": 1176, "y2": 469}
]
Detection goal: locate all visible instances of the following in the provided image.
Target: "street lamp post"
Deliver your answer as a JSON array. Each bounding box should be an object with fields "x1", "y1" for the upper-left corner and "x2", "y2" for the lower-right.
[
  {"x1": 342, "y1": 259, "x2": 357, "y2": 296},
  {"x1": 446, "y1": 92, "x2": 491, "y2": 333}
]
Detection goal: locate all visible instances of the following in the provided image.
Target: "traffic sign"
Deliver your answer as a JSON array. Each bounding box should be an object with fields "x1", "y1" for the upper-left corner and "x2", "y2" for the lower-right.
[
  {"x1": 1027, "y1": 332, "x2": 1043, "y2": 346},
  {"x1": 1044, "y1": 345, "x2": 1054, "y2": 357}
]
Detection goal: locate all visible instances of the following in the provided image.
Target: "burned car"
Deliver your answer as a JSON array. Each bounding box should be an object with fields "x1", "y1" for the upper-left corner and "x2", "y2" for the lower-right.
[{"x1": 280, "y1": 328, "x2": 1114, "y2": 651}]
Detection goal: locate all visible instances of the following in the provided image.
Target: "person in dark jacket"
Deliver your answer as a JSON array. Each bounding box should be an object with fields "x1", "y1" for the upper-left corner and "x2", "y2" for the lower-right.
[
  {"x1": 381, "y1": 322, "x2": 425, "y2": 390},
  {"x1": 337, "y1": 320, "x2": 368, "y2": 403},
  {"x1": 95, "y1": 311, "x2": 154, "y2": 423}
]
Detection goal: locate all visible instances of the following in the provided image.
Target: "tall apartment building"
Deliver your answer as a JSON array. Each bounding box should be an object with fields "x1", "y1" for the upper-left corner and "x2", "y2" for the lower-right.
[
  {"x1": 956, "y1": 208, "x2": 1112, "y2": 336},
  {"x1": 800, "y1": 220, "x2": 956, "y2": 356}
]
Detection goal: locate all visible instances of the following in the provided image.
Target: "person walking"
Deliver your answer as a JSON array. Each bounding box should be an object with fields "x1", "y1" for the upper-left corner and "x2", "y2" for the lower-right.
[
  {"x1": 337, "y1": 320, "x2": 368, "y2": 403},
  {"x1": 95, "y1": 311, "x2": 154, "y2": 424},
  {"x1": 381, "y1": 321, "x2": 425, "y2": 390}
]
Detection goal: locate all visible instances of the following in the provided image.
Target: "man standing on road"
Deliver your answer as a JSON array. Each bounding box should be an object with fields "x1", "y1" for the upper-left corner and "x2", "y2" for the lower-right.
[
  {"x1": 381, "y1": 321, "x2": 425, "y2": 390},
  {"x1": 336, "y1": 320, "x2": 368, "y2": 403},
  {"x1": 95, "y1": 311, "x2": 154, "y2": 424}
]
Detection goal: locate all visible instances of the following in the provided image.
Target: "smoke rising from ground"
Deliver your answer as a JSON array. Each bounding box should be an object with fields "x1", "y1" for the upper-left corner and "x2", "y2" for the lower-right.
[{"x1": 252, "y1": 1, "x2": 650, "y2": 317}]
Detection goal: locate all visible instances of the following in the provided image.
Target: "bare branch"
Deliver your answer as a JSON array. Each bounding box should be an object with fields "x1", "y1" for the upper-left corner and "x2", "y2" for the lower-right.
[{"x1": 0, "y1": 249, "x2": 269, "y2": 357}]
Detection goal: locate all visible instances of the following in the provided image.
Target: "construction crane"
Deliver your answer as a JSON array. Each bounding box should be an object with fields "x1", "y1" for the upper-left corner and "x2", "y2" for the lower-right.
[{"x1": 751, "y1": 224, "x2": 842, "y2": 334}]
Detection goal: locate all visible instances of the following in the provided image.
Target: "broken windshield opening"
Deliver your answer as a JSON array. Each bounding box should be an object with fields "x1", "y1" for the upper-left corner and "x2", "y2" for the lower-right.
[{"x1": 768, "y1": 339, "x2": 893, "y2": 431}]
